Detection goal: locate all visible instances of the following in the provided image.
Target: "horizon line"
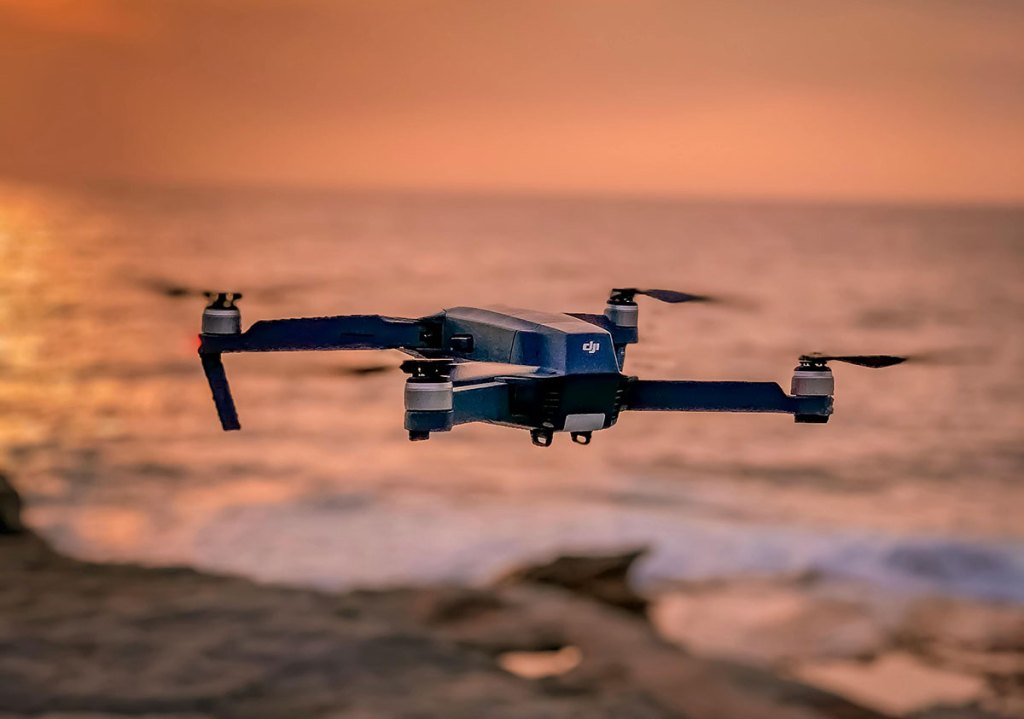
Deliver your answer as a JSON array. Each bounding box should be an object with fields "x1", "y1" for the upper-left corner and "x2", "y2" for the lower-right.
[{"x1": 2, "y1": 170, "x2": 1023, "y2": 213}]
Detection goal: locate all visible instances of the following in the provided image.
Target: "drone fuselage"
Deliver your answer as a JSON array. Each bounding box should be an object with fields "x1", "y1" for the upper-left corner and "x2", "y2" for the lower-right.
[
  {"x1": 198, "y1": 294, "x2": 839, "y2": 445},
  {"x1": 427, "y1": 306, "x2": 629, "y2": 440},
  {"x1": 443, "y1": 306, "x2": 620, "y2": 373}
]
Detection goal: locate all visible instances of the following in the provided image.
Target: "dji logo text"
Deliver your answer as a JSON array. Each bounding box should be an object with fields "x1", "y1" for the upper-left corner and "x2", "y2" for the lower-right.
[{"x1": 582, "y1": 340, "x2": 600, "y2": 354}]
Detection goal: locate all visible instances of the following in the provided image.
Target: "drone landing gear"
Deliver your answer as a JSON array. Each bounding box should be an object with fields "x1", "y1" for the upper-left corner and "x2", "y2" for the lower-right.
[
  {"x1": 529, "y1": 429, "x2": 594, "y2": 447},
  {"x1": 530, "y1": 429, "x2": 554, "y2": 447}
]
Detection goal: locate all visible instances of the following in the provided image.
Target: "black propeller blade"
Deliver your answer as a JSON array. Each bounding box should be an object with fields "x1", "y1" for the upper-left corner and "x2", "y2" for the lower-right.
[
  {"x1": 224, "y1": 360, "x2": 398, "y2": 380},
  {"x1": 139, "y1": 277, "x2": 315, "y2": 301},
  {"x1": 320, "y1": 363, "x2": 396, "y2": 377},
  {"x1": 275, "y1": 363, "x2": 398, "y2": 379},
  {"x1": 139, "y1": 277, "x2": 209, "y2": 299},
  {"x1": 799, "y1": 353, "x2": 909, "y2": 369},
  {"x1": 610, "y1": 288, "x2": 715, "y2": 304},
  {"x1": 399, "y1": 358, "x2": 455, "y2": 380},
  {"x1": 203, "y1": 291, "x2": 243, "y2": 309}
]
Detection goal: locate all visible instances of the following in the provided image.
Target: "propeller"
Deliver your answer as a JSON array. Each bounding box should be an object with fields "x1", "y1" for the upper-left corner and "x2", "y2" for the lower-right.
[
  {"x1": 248, "y1": 362, "x2": 398, "y2": 379},
  {"x1": 203, "y1": 291, "x2": 242, "y2": 309},
  {"x1": 610, "y1": 288, "x2": 715, "y2": 304},
  {"x1": 139, "y1": 277, "x2": 315, "y2": 301},
  {"x1": 318, "y1": 363, "x2": 396, "y2": 377},
  {"x1": 400, "y1": 358, "x2": 455, "y2": 380},
  {"x1": 799, "y1": 353, "x2": 908, "y2": 369}
]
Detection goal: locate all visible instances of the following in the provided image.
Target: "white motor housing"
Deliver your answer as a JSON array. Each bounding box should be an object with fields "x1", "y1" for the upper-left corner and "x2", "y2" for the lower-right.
[
  {"x1": 603, "y1": 302, "x2": 638, "y2": 328},
  {"x1": 201, "y1": 307, "x2": 241, "y2": 335},
  {"x1": 404, "y1": 380, "x2": 454, "y2": 411},
  {"x1": 791, "y1": 366, "x2": 834, "y2": 396}
]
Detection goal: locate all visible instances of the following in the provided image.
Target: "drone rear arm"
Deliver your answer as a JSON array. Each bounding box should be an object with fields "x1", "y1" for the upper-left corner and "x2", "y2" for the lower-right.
[
  {"x1": 624, "y1": 379, "x2": 832, "y2": 418},
  {"x1": 198, "y1": 314, "x2": 441, "y2": 430}
]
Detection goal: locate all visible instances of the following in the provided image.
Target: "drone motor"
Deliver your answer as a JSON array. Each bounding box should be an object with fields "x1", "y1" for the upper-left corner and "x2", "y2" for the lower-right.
[
  {"x1": 791, "y1": 363, "x2": 835, "y2": 398},
  {"x1": 603, "y1": 293, "x2": 639, "y2": 328},
  {"x1": 401, "y1": 360, "x2": 455, "y2": 441},
  {"x1": 604, "y1": 287, "x2": 714, "y2": 328},
  {"x1": 201, "y1": 292, "x2": 243, "y2": 335}
]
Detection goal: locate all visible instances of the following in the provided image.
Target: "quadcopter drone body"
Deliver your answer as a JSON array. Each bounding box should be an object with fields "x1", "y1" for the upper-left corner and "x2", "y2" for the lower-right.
[{"x1": 197, "y1": 289, "x2": 904, "y2": 446}]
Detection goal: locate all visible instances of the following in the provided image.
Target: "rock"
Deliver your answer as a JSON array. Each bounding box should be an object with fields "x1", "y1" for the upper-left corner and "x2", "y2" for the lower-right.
[
  {"x1": 649, "y1": 574, "x2": 1024, "y2": 717},
  {"x1": 907, "y1": 706, "x2": 1011, "y2": 719},
  {"x1": 0, "y1": 471, "x2": 24, "y2": 534},
  {"x1": 0, "y1": 545, "x2": 672, "y2": 719},
  {"x1": 412, "y1": 586, "x2": 507, "y2": 625},
  {"x1": 790, "y1": 652, "x2": 988, "y2": 717},
  {"x1": 496, "y1": 547, "x2": 650, "y2": 614},
  {"x1": 0, "y1": 533, "x2": 896, "y2": 719},
  {"x1": 405, "y1": 582, "x2": 891, "y2": 719},
  {"x1": 650, "y1": 577, "x2": 889, "y2": 664},
  {"x1": 901, "y1": 597, "x2": 1024, "y2": 653}
]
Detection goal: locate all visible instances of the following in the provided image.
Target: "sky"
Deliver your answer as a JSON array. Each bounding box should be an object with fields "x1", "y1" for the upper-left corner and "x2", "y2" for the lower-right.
[{"x1": 0, "y1": 0, "x2": 1022, "y2": 203}]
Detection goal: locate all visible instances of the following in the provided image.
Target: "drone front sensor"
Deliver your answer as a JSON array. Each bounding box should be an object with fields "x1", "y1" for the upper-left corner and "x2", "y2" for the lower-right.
[{"x1": 196, "y1": 288, "x2": 908, "y2": 446}]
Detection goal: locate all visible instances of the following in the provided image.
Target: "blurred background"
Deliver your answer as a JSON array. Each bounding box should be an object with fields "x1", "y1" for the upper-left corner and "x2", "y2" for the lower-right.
[{"x1": 1, "y1": 1, "x2": 1022, "y2": 716}]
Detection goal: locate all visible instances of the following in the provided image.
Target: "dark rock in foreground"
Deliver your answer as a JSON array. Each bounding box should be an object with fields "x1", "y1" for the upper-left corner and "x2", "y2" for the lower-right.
[
  {"x1": 0, "y1": 534, "x2": 670, "y2": 719},
  {"x1": 0, "y1": 537, "x2": 896, "y2": 719},
  {"x1": 0, "y1": 472, "x2": 24, "y2": 534},
  {"x1": 0, "y1": 476, "x2": 892, "y2": 719},
  {"x1": 496, "y1": 546, "x2": 650, "y2": 614}
]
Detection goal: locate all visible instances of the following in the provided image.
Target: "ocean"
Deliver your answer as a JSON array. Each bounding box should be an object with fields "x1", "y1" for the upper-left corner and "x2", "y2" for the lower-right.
[{"x1": 2, "y1": 179, "x2": 1022, "y2": 600}]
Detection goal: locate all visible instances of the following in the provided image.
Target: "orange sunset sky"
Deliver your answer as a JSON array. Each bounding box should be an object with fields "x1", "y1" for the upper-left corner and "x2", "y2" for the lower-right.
[{"x1": 0, "y1": 0, "x2": 1022, "y2": 203}]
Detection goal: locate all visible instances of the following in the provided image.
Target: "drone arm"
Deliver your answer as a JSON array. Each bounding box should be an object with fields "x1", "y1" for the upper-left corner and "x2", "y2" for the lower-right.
[
  {"x1": 624, "y1": 379, "x2": 832, "y2": 417},
  {"x1": 403, "y1": 380, "x2": 510, "y2": 438},
  {"x1": 451, "y1": 381, "x2": 511, "y2": 426},
  {"x1": 200, "y1": 353, "x2": 241, "y2": 430},
  {"x1": 199, "y1": 315, "x2": 438, "y2": 354},
  {"x1": 198, "y1": 314, "x2": 440, "y2": 432}
]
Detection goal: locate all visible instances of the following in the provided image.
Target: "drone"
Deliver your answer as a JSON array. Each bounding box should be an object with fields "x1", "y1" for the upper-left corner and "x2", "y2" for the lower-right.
[{"x1": 197, "y1": 289, "x2": 906, "y2": 447}]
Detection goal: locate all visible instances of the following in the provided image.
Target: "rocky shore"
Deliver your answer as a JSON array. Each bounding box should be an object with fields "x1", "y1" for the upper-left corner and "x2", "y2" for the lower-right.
[{"x1": 0, "y1": 473, "x2": 1017, "y2": 718}]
